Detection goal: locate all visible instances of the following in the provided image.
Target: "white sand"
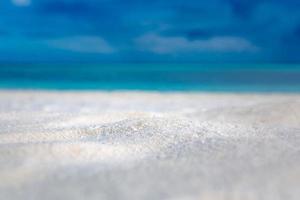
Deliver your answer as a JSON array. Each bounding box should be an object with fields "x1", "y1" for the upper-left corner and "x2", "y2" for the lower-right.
[{"x1": 0, "y1": 90, "x2": 299, "y2": 200}]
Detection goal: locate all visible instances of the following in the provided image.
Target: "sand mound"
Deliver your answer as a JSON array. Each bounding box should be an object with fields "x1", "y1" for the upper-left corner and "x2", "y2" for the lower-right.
[{"x1": 0, "y1": 91, "x2": 299, "y2": 200}]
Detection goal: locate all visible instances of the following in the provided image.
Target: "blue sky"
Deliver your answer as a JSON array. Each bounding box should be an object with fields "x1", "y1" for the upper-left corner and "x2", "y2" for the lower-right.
[{"x1": 0, "y1": 0, "x2": 300, "y2": 62}]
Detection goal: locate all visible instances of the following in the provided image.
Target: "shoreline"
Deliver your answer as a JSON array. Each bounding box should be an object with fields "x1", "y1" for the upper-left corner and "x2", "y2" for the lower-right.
[{"x1": 1, "y1": 88, "x2": 300, "y2": 94}]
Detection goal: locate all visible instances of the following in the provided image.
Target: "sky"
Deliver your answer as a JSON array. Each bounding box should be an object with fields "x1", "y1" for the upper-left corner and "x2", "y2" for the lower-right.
[{"x1": 0, "y1": 0, "x2": 300, "y2": 63}]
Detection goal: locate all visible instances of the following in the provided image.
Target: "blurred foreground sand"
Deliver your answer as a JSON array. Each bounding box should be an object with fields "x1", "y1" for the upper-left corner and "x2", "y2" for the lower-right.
[{"x1": 0, "y1": 90, "x2": 299, "y2": 200}]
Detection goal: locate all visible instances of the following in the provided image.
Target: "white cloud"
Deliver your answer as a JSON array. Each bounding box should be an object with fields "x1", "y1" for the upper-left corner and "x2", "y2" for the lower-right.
[
  {"x1": 46, "y1": 36, "x2": 115, "y2": 54},
  {"x1": 135, "y1": 33, "x2": 259, "y2": 54},
  {"x1": 11, "y1": 0, "x2": 31, "y2": 7}
]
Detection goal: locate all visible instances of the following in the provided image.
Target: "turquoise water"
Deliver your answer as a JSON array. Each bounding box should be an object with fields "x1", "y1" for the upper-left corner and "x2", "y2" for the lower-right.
[{"x1": 0, "y1": 63, "x2": 300, "y2": 92}]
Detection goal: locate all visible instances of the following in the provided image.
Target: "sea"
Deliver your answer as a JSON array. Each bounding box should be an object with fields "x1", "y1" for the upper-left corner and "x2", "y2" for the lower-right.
[{"x1": 0, "y1": 63, "x2": 300, "y2": 92}]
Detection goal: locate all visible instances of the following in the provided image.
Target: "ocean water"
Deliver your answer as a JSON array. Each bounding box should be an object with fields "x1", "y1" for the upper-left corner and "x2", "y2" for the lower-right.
[{"x1": 0, "y1": 63, "x2": 300, "y2": 92}]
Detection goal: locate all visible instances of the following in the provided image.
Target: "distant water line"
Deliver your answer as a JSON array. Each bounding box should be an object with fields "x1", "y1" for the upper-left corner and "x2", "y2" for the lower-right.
[{"x1": 0, "y1": 63, "x2": 300, "y2": 92}]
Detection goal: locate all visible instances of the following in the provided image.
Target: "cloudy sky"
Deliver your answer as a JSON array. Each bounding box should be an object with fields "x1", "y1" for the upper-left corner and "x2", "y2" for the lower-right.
[{"x1": 0, "y1": 0, "x2": 299, "y2": 62}]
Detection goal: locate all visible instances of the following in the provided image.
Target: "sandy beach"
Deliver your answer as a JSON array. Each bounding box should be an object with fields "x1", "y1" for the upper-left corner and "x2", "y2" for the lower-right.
[{"x1": 0, "y1": 90, "x2": 299, "y2": 200}]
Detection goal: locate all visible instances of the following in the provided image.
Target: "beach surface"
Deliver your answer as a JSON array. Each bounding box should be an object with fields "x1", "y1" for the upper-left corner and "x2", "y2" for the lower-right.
[{"x1": 0, "y1": 90, "x2": 299, "y2": 200}]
